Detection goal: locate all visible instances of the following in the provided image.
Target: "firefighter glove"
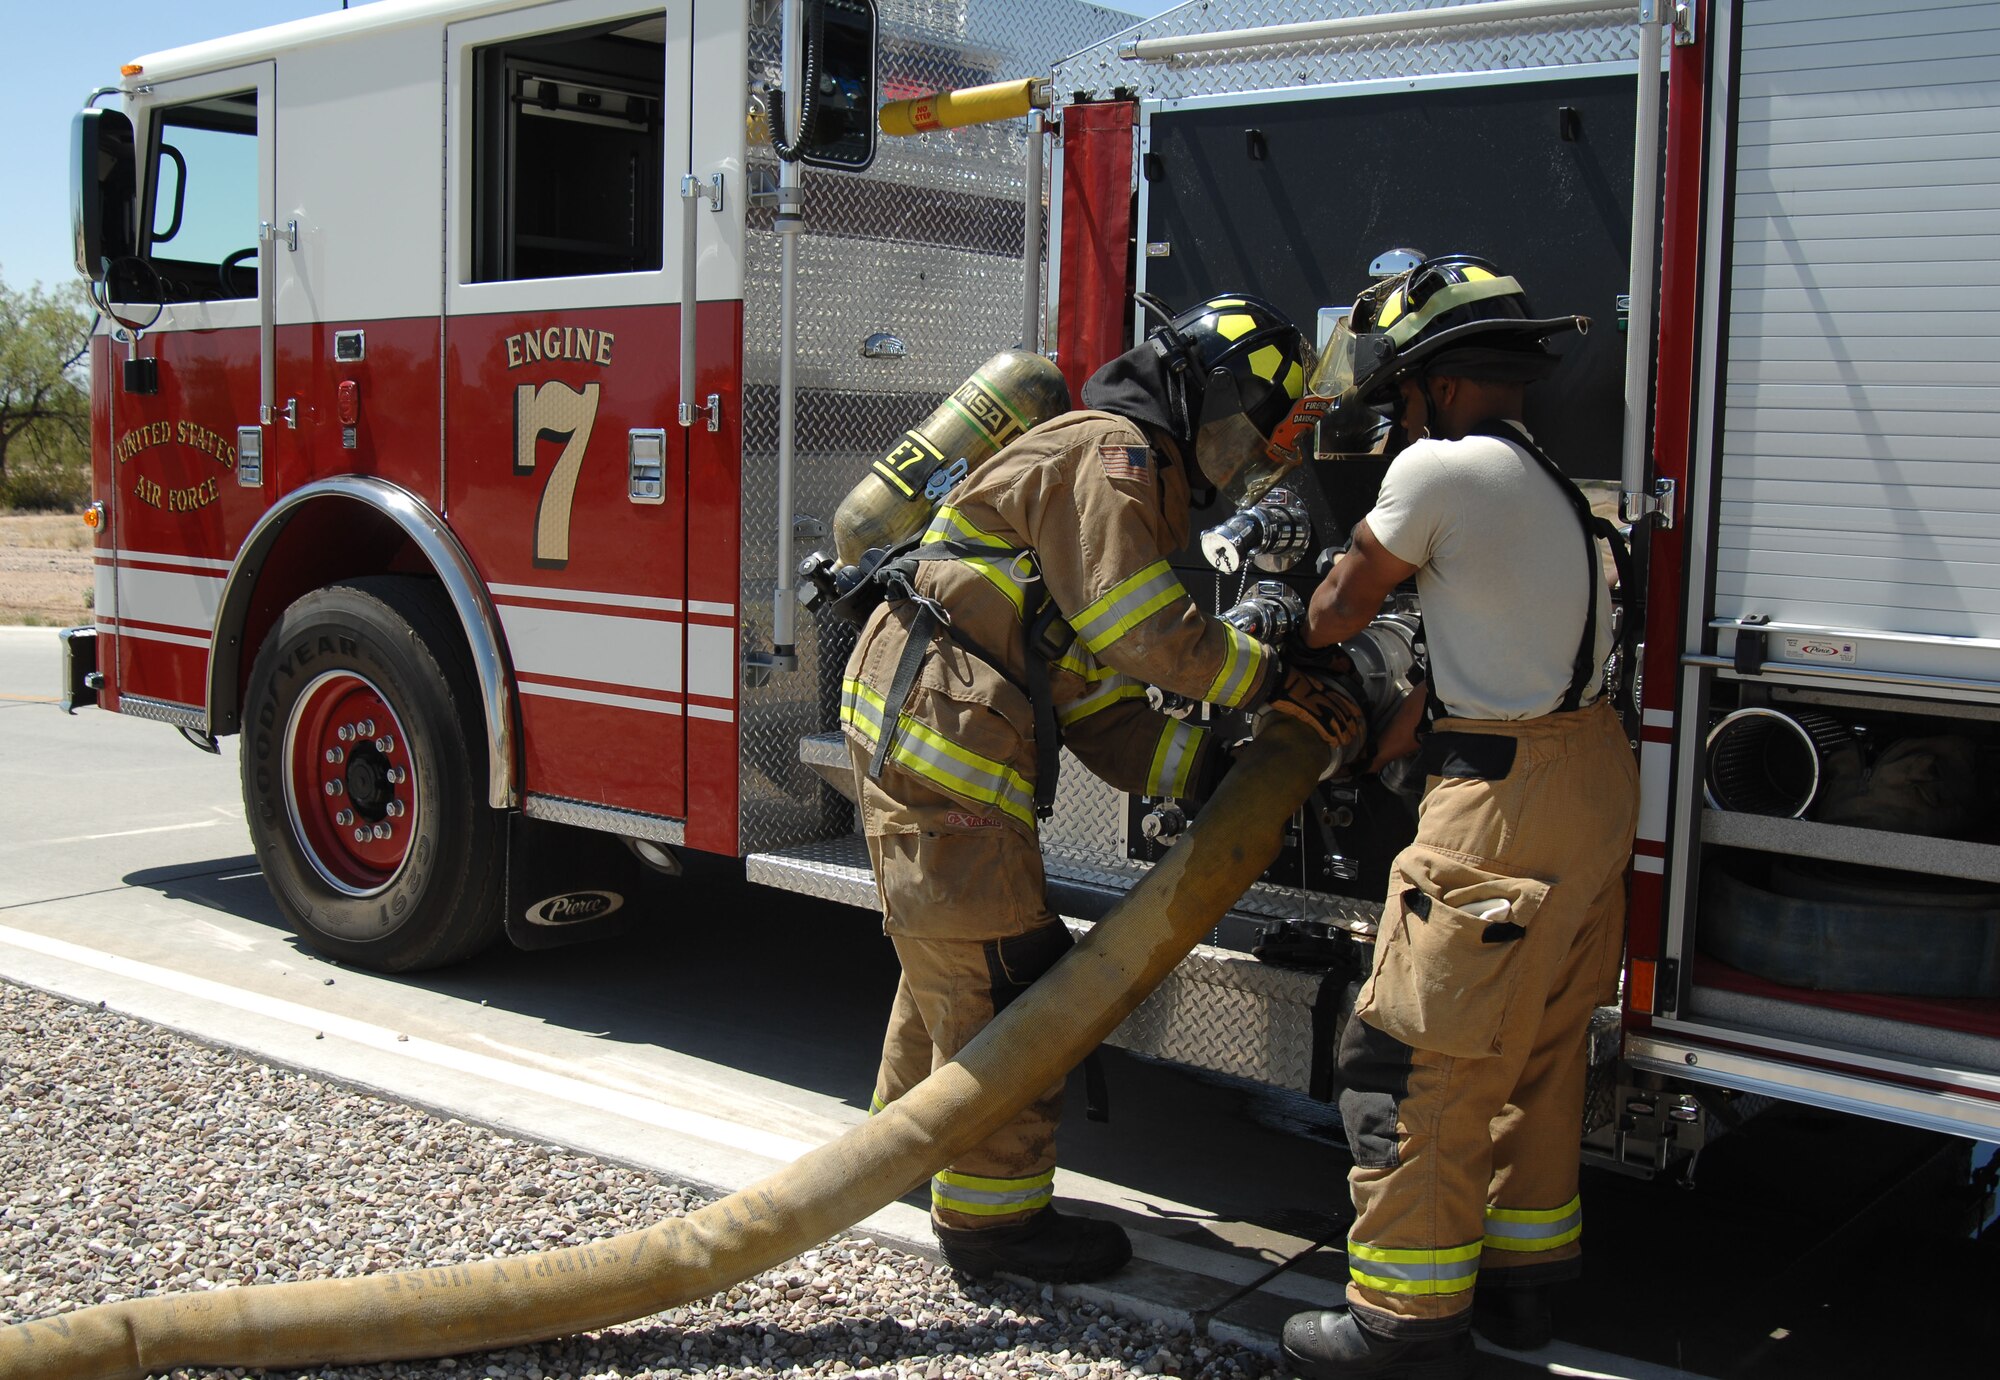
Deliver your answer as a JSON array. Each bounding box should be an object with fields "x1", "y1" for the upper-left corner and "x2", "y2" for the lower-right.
[{"x1": 1258, "y1": 662, "x2": 1367, "y2": 778}]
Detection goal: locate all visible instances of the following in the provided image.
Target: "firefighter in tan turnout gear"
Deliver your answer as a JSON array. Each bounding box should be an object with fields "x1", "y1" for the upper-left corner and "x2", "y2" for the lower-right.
[
  {"x1": 841, "y1": 294, "x2": 1366, "y2": 1282},
  {"x1": 1283, "y1": 257, "x2": 1639, "y2": 1379}
]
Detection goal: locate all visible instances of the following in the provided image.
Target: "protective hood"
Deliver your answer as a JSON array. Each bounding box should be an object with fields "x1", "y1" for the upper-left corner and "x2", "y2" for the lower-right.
[{"x1": 1081, "y1": 336, "x2": 1201, "y2": 457}]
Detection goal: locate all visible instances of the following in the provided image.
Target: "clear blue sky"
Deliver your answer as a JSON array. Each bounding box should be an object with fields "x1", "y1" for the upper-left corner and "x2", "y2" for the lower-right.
[{"x1": 1, "y1": 0, "x2": 1182, "y2": 297}]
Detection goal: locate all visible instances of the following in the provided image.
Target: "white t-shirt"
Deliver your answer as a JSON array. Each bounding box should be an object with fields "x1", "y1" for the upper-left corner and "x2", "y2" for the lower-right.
[{"x1": 1364, "y1": 423, "x2": 1612, "y2": 722}]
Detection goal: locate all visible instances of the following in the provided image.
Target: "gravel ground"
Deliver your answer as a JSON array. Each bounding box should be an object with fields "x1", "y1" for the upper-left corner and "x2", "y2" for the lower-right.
[{"x1": 0, "y1": 981, "x2": 1293, "y2": 1380}]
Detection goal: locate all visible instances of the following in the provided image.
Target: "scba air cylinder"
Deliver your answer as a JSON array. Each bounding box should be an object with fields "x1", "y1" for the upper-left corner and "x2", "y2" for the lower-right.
[
  {"x1": 831, "y1": 349, "x2": 1070, "y2": 567},
  {"x1": 800, "y1": 350, "x2": 1070, "y2": 619}
]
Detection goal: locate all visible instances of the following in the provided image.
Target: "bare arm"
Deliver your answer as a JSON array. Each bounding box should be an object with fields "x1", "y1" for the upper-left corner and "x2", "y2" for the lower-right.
[{"x1": 1306, "y1": 520, "x2": 1420, "y2": 648}]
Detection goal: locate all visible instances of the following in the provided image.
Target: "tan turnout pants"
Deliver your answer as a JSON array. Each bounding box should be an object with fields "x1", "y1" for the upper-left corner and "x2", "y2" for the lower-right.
[
  {"x1": 857, "y1": 756, "x2": 1075, "y2": 1233},
  {"x1": 1338, "y1": 701, "x2": 1638, "y2": 1338}
]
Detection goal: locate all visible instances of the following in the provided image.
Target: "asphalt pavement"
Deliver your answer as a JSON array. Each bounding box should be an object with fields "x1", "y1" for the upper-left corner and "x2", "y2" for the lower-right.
[{"x1": 3, "y1": 624, "x2": 1995, "y2": 1377}]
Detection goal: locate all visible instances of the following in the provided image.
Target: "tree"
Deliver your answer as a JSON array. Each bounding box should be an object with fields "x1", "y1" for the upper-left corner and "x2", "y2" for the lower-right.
[{"x1": 0, "y1": 272, "x2": 95, "y2": 508}]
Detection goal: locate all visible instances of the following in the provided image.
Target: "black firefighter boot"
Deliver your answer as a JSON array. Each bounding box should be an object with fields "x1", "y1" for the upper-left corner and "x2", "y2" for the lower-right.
[
  {"x1": 934, "y1": 1207, "x2": 1132, "y2": 1284},
  {"x1": 1281, "y1": 1308, "x2": 1476, "y2": 1380},
  {"x1": 1471, "y1": 1284, "x2": 1552, "y2": 1351}
]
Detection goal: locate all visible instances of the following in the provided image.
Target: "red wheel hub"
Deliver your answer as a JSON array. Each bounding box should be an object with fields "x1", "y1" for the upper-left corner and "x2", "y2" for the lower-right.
[{"x1": 283, "y1": 671, "x2": 416, "y2": 896}]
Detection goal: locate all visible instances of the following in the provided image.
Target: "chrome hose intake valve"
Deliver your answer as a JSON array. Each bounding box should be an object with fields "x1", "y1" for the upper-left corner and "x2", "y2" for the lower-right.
[
  {"x1": 1221, "y1": 580, "x2": 1305, "y2": 645},
  {"x1": 1200, "y1": 487, "x2": 1312, "y2": 575}
]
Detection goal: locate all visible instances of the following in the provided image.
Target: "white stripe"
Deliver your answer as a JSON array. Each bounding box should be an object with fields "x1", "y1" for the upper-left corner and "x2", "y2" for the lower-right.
[
  {"x1": 686, "y1": 600, "x2": 734, "y2": 617},
  {"x1": 0, "y1": 923, "x2": 814, "y2": 1165},
  {"x1": 498, "y1": 604, "x2": 682, "y2": 693},
  {"x1": 117, "y1": 568, "x2": 223, "y2": 634},
  {"x1": 36, "y1": 819, "x2": 219, "y2": 846},
  {"x1": 520, "y1": 681, "x2": 682, "y2": 716},
  {"x1": 112, "y1": 548, "x2": 234, "y2": 572},
  {"x1": 687, "y1": 703, "x2": 736, "y2": 723},
  {"x1": 1633, "y1": 854, "x2": 1665, "y2": 875},
  {"x1": 686, "y1": 623, "x2": 735, "y2": 701},
  {"x1": 1641, "y1": 708, "x2": 1674, "y2": 729},
  {"x1": 1637, "y1": 740, "x2": 1672, "y2": 843},
  {"x1": 488, "y1": 581, "x2": 683, "y2": 613},
  {"x1": 95, "y1": 564, "x2": 117, "y2": 619},
  {"x1": 105, "y1": 621, "x2": 211, "y2": 649}
]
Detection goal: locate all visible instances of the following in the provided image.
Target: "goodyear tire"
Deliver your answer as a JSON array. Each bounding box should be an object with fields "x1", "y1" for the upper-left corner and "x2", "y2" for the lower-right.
[{"x1": 242, "y1": 576, "x2": 504, "y2": 971}]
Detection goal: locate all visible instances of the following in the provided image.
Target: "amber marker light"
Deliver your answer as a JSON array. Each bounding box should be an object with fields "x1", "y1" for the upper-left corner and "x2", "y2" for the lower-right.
[
  {"x1": 83, "y1": 502, "x2": 105, "y2": 531},
  {"x1": 1628, "y1": 959, "x2": 1657, "y2": 1015},
  {"x1": 120, "y1": 63, "x2": 144, "y2": 76}
]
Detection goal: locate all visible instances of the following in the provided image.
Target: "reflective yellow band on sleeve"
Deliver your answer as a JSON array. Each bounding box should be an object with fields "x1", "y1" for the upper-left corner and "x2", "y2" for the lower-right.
[
  {"x1": 1057, "y1": 674, "x2": 1145, "y2": 727},
  {"x1": 1202, "y1": 623, "x2": 1266, "y2": 709},
  {"x1": 924, "y1": 505, "x2": 1037, "y2": 616},
  {"x1": 1482, "y1": 1197, "x2": 1582, "y2": 1253},
  {"x1": 1347, "y1": 1239, "x2": 1482, "y2": 1297},
  {"x1": 1073, "y1": 561, "x2": 1185, "y2": 656},
  {"x1": 1146, "y1": 719, "x2": 1207, "y2": 798},
  {"x1": 932, "y1": 1167, "x2": 1055, "y2": 1217}
]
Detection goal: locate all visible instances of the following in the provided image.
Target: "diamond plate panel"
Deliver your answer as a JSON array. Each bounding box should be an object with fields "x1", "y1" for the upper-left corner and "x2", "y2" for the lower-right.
[
  {"x1": 747, "y1": 834, "x2": 1330, "y2": 1092},
  {"x1": 524, "y1": 794, "x2": 685, "y2": 846},
  {"x1": 1052, "y1": 0, "x2": 1637, "y2": 101},
  {"x1": 117, "y1": 694, "x2": 208, "y2": 732},
  {"x1": 737, "y1": 0, "x2": 1128, "y2": 856}
]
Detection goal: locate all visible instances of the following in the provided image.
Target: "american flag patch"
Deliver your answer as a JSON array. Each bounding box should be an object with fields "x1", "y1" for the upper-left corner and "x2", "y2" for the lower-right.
[{"x1": 1098, "y1": 444, "x2": 1151, "y2": 482}]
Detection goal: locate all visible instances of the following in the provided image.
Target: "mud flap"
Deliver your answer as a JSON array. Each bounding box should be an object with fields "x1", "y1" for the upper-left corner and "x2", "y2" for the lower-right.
[{"x1": 502, "y1": 814, "x2": 645, "y2": 951}]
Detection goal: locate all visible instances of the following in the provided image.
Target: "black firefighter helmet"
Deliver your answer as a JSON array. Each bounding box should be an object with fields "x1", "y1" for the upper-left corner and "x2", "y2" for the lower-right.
[{"x1": 1313, "y1": 255, "x2": 1588, "y2": 433}]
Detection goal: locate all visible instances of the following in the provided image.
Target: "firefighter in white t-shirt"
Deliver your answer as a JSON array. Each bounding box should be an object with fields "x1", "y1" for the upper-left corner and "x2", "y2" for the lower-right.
[{"x1": 1282, "y1": 257, "x2": 1639, "y2": 1380}]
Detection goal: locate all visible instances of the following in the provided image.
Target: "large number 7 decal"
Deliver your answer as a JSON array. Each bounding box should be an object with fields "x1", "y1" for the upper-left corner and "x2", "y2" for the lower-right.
[{"x1": 514, "y1": 380, "x2": 602, "y2": 568}]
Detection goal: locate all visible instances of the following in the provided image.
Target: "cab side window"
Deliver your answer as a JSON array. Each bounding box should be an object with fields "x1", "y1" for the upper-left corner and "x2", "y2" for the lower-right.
[
  {"x1": 144, "y1": 92, "x2": 258, "y2": 302},
  {"x1": 471, "y1": 18, "x2": 665, "y2": 282}
]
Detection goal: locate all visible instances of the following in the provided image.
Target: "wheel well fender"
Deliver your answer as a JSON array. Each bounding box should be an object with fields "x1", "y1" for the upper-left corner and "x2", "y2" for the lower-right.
[{"x1": 208, "y1": 477, "x2": 520, "y2": 808}]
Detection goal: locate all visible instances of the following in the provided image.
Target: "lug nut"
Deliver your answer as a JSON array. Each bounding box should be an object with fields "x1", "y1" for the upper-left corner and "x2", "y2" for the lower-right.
[
  {"x1": 385, "y1": 800, "x2": 405, "y2": 818},
  {"x1": 337, "y1": 724, "x2": 355, "y2": 743},
  {"x1": 360, "y1": 719, "x2": 376, "y2": 738},
  {"x1": 374, "y1": 736, "x2": 394, "y2": 753},
  {"x1": 335, "y1": 809, "x2": 353, "y2": 827},
  {"x1": 386, "y1": 767, "x2": 406, "y2": 785},
  {"x1": 352, "y1": 827, "x2": 368, "y2": 843},
  {"x1": 324, "y1": 780, "x2": 345, "y2": 797},
  {"x1": 325, "y1": 746, "x2": 344, "y2": 765},
  {"x1": 372, "y1": 822, "x2": 393, "y2": 841}
]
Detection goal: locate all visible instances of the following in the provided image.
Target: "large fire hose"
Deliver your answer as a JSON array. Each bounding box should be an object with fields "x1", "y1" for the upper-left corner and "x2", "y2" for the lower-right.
[{"x1": 0, "y1": 719, "x2": 1331, "y2": 1380}]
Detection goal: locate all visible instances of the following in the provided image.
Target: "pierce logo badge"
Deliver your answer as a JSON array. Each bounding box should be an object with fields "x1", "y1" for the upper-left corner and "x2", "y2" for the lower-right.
[{"x1": 525, "y1": 890, "x2": 624, "y2": 926}]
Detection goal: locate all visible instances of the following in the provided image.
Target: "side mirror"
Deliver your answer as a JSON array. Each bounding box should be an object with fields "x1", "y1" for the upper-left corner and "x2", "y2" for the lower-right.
[
  {"x1": 785, "y1": 0, "x2": 878, "y2": 172},
  {"x1": 72, "y1": 106, "x2": 137, "y2": 284}
]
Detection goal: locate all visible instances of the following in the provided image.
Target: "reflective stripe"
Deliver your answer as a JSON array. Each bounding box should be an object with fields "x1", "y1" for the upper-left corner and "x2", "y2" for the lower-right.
[
  {"x1": 1058, "y1": 673, "x2": 1145, "y2": 727},
  {"x1": 1073, "y1": 561, "x2": 1185, "y2": 656},
  {"x1": 841, "y1": 677, "x2": 1037, "y2": 828},
  {"x1": 1384, "y1": 275, "x2": 1522, "y2": 347},
  {"x1": 925, "y1": 506, "x2": 1037, "y2": 616},
  {"x1": 1146, "y1": 719, "x2": 1206, "y2": 798},
  {"x1": 1483, "y1": 1197, "x2": 1581, "y2": 1253},
  {"x1": 1347, "y1": 1239, "x2": 1481, "y2": 1298},
  {"x1": 925, "y1": 504, "x2": 1010, "y2": 551},
  {"x1": 933, "y1": 1168, "x2": 1055, "y2": 1217},
  {"x1": 1202, "y1": 623, "x2": 1267, "y2": 709},
  {"x1": 868, "y1": 1092, "x2": 887, "y2": 1115},
  {"x1": 1053, "y1": 641, "x2": 1116, "y2": 682}
]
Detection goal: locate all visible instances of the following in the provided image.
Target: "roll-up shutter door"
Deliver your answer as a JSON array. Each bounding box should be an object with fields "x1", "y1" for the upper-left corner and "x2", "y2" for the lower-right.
[{"x1": 1714, "y1": 0, "x2": 2000, "y2": 683}]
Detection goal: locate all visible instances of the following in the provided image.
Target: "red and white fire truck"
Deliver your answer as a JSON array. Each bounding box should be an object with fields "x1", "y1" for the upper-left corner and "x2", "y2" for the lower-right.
[{"x1": 63, "y1": 0, "x2": 2000, "y2": 1171}]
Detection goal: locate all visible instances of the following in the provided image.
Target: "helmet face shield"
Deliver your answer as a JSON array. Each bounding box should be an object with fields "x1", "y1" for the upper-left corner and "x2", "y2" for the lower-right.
[
  {"x1": 1307, "y1": 311, "x2": 1398, "y2": 432},
  {"x1": 1194, "y1": 409, "x2": 1293, "y2": 507},
  {"x1": 1191, "y1": 331, "x2": 1316, "y2": 506}
]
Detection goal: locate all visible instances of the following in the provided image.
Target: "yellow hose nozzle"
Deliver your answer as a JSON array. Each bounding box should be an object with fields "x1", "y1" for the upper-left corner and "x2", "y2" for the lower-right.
[{"x1": 878, "y1": 77, "x2": 1048, "y2": 136}]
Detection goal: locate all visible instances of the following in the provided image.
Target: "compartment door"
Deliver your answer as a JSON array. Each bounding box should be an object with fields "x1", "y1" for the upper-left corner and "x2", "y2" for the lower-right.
[
  {"x1": 106, "y1": 63, "x2": 275, "y2": 717},
  {"x1": 443, "y1": 2, "x2": 694, "y2": 824},
  {"x1": 1708, "y1": 0, "x2": 2000, "y2": 685}
]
